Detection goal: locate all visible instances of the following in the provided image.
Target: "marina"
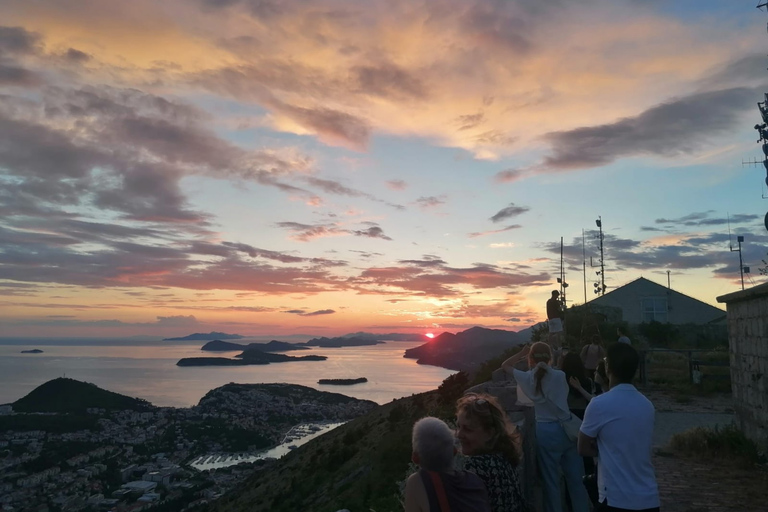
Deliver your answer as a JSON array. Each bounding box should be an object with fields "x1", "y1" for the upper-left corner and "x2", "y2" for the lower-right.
[{"x1": 189, "y1": 421, "x2": 345, "y2": 471}]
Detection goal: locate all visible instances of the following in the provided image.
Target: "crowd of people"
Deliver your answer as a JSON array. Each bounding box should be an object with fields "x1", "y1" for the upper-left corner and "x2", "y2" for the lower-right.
[{"x1": 404, "y1": 298, "x2": 659, "y2": 512}]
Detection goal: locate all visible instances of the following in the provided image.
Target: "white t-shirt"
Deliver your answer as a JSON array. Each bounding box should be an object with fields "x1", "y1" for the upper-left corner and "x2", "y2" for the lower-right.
[
  {"x1": 580, "y1": 383, "x2": 659, "y2": 510},
  {"x1": 511, "y1": 366, "x2": 569, "y2": 422}
]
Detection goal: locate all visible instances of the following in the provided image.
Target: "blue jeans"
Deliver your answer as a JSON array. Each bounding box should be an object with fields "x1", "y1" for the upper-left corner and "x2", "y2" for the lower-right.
[{"x1": 536, "y1": 421, "x2": 589, "y2": 512}]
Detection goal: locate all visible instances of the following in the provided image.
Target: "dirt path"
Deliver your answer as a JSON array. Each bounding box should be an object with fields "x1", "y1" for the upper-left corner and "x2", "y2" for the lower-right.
[{"x1": 639, "y1": 390, "x2": 767, "y2": 512}]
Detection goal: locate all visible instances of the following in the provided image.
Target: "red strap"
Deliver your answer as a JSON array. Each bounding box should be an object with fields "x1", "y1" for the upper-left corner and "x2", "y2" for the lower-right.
[{"x1": 427, "y1": 471, "x2": 451, "y2": 512}]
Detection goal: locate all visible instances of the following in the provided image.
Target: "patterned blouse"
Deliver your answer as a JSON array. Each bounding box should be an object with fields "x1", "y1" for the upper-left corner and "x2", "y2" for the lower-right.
[{"x1": 462, "y1": 453, "x2": 526, "y2": 512}]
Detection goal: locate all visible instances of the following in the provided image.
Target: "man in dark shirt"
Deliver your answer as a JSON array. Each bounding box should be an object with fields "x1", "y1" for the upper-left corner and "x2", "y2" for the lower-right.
[{"x1": 546, "y1": 290, "x2": 564, "y2": 350}]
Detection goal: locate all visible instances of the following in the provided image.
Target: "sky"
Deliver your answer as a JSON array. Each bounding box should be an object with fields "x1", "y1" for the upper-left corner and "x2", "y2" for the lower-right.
[{"x1": 1, "y1": 0, "x2": 768, "y2": 338}]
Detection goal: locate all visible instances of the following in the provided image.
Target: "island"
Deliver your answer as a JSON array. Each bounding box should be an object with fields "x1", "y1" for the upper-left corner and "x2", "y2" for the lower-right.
[
  {"x1": 202, "y1": 339, "x2": 309, "y2": 352},
  {"x1": 163, "y1": 331, "x2": 244, "y2": 341},
  {"x1": 317, "y1": 378, "x2": 368, "y2": 385},
  {"x1": 305, "y1": 336, "x2": 384, "y2": 348},
  {"x1": 20, "y1": 349, "x2": 44, "y2": 354},
  {"x1": 177, "y1": 352, "x2": 326, "y2": 366}
]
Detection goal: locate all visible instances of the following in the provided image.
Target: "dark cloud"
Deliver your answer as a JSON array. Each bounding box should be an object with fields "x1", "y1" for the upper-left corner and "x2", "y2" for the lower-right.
[
  {"x1": 351, "y1": 259, "x2": 550, "y2": 297},
  {"x1": 275, "y1": 221, "x2": 348, "y2": 242},
  {"x1": 542, "y1": 87, "x2": 758, "y2": 169},
  {"x1": 490, "y1": 203, "x2": 529, "y2": 223},
  {"x1": 64, "y1": 48, "x2": 91, "y2": 63},
  {"x1": 0, "y1": 64, "x2": 40, "y2": 86},
  {"x1": 0, "y1": 26, "x2": 40, "y2": 56},
  {"x1": 276, "y1": 102, "x2": 371, "y2": 150},
  {"x1": 655, "y1": 212, "x2": 759, "y2": 227},
  {"x1": 456, "y1": 112, "x2": 485, "y2": 131},
  {"x1": 352, "y1": 226, "x2": 392, "y2": 240},
  {"x1": 353, "y1": 62, "x2": 428, "y2": 100}
]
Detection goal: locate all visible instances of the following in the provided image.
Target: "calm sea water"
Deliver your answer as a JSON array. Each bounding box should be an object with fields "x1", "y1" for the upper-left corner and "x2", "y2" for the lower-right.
[{"x1": 0, "y1": 338, "x2": 454, "y2": 407}]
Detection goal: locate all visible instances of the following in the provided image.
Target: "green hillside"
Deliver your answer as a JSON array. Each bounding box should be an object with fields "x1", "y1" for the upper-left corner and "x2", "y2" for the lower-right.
[
  {"x1": 207, "y1": 374, "x2": 468, "y2": 512},
  {"x1": 12, "y1": 377, "x2": 154, "y2": 413}
]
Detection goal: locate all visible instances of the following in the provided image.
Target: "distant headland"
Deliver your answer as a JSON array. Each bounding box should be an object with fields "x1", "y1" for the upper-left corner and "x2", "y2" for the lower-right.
[
  {"x1": 163, "y1": 331, "x2": 244, "y2": 341},
  {"x1": 20, "y1": 349, "x2": 44, "y2": 354}
]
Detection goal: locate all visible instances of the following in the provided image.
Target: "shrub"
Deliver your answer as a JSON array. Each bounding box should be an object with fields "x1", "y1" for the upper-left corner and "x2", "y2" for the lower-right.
[{"x1": 669, "y1": 424, "x2": 760, "y2": 467}]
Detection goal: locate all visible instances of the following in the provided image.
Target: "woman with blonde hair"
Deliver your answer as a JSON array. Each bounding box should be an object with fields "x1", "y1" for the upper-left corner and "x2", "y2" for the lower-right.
[
  {"x1": 455, "y1": 393, "x2": 526, "y2": 512},
  {"x1": 502, "y1": 343, "x2": 589, "y2": 512}
]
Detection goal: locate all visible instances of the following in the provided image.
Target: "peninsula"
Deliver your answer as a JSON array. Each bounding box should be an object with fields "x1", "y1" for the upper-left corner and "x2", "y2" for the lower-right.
[{"x1": 318, "y1": 378, "x2": 368, "y2": 385}]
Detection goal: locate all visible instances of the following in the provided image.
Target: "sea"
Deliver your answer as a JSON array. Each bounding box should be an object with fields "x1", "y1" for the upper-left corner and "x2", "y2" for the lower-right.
[{"x1": 0, "y1": 338, "x2": 455, "y2": 407}]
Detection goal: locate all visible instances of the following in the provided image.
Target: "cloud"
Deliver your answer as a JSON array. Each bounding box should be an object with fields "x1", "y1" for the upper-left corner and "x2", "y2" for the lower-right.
[
  {"x1": 352, "y1": 226, "x2": 392, "y2": 240},
  {"x1": 655, "y1": 211, "x2": 760, "y2": 227},
  {"x1": 416, "y1": 196, "x2": 447, "y2": 209},
  {"x1": 489, "y1": 242, "x2": 515, "y2": 248},
  {"x1": 275, "y1": 221, "x2": 349, "y2": 242},
  {"x1": 386, "y1": 180, "x2": 407, "y2": 190},
  {"x1": 540, "y1": 87, "x2": 758, "y2": 170},
  {"x1": 490, "y1": 203, "x2": 530, "y2": 223},
  {"x1": 283, "y1": 308, "x2": 336, "y2": 316},
  {"x1": 468, "y1": 224, "x2": 521, "y2": 238},
  {"x1": 0, "y1": 26, "x2": 40, "y2": 56},
  {"x1": 494, "y1": 169, "x2": 524, "y2": 183}
]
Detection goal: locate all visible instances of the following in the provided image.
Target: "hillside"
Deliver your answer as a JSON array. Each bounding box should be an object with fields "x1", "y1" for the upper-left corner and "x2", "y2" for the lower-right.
[
  {"x1": 403, "y1": 326, "x2": 526, "y2": 371},
  {"x1": 205, "y1": 378, "x2": 465, "y2": 512},
  {"x1": 12, "y1": 377, "x2": 154, "y2": 413}
]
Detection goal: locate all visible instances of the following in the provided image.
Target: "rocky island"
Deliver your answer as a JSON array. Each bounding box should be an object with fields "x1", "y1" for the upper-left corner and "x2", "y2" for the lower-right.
[
  {"x1": 177, "y1": 352, "x2": 326, "y2": 366},
  {"x1": 20, "y1": 349, "x2": 44, "y2": 354},
  {"x1": 201, "y1": 339, "x2": 309, "y2": 352}
]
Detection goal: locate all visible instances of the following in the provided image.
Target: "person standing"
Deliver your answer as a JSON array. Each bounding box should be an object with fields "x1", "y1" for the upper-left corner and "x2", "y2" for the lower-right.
[
  {"x1": 581, "y1": 335, "x2": 605, "y2": 393},
  {"x1": 578, "y1": 343, "x2": 659, "y2": 512},
  {"x1": 502, "y1": 343, "x2": 589, "y2": 512},
  {"x1": 617, "y1": 326, "x2": 631, "y2": 345},
  {"x1": 546, "y1": 290, "x2": 565, "y2": 350}
]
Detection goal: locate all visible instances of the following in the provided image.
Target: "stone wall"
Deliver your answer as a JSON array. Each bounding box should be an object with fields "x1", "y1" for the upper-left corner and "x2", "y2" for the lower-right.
[{"x1": 717, "y1": 284, "x2": 768, "y2": 451}]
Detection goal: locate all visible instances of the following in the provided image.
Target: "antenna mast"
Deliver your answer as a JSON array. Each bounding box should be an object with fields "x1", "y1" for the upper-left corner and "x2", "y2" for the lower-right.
[
  {"x1": 590, "y1": 216, "x2": 606, "y2": 296},
  {"x1": 728, "y1": 214, "x2": 746, "y2": 291}
]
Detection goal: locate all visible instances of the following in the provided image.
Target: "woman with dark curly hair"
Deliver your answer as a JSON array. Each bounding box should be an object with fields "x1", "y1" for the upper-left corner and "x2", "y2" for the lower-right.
[{"x1": 455, "y1": 393, "x2": 526, "y2": 512}]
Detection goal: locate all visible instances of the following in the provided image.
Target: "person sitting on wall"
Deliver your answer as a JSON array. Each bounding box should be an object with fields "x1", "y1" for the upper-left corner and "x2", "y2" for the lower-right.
[
  {"x1": 547, "y1": 290, "x2": 565, "y2": 350},
  {"x1": 404, "y1": 416, "x2": 491, "y2": 512}
]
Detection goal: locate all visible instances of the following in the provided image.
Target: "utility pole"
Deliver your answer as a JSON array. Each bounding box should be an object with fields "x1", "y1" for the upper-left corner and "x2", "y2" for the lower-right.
[
  {"x1": 582, "y1": 230, "x2": 587, "y2": 304},
  {"x1": 591, "y1": 216, "x2": 606, "y2": 296}
]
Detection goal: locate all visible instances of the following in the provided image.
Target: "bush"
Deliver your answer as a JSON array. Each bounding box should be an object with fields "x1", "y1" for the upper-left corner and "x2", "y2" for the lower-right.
[{"x1": 669, "y1": 424, "x2": 760, "y2": 467}]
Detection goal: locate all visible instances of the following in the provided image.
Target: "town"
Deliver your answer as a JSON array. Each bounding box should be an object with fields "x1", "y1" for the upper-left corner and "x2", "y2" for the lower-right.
[{"x1": 0, "y1": 381, "x2": 377, "y2": 511}]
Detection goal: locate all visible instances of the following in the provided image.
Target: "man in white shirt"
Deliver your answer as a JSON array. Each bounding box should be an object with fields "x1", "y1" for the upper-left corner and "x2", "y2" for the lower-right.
[{"x1": 578, "y1": 343, "x2": 659, "y2": 512}]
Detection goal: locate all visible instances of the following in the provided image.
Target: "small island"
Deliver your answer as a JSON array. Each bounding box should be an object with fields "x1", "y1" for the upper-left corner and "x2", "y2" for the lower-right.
[
  {"x1": 20, "y1": 349, "x2": 44, "y2": 354},
  {"x1": 317, "y1": 378, "x2": 368, "y2": 386},
  {"x1": 177, "y1": 353, "x2": 326, "y2": 366}
]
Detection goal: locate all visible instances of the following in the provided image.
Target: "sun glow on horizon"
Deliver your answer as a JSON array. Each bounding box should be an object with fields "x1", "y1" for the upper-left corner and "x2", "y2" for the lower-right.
[{"x1": 425, "y1": 333, "x2": 435, "y2": 338}]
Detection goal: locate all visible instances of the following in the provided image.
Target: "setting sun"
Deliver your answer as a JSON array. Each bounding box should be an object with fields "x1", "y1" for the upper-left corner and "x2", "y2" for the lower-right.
[{"x1": 426, "y1": 333, "x2": 435, "y2": 339}]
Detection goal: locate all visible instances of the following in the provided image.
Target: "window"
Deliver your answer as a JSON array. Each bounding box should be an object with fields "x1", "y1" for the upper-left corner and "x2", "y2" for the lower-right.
[{"x1": 641, "y1": 297, "x2": 667, "y2": 323}]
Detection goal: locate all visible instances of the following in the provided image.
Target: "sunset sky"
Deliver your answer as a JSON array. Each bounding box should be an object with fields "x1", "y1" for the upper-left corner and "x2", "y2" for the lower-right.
[{"x1": 2, "y1": 0, "x2": 767, "y2": 338}]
